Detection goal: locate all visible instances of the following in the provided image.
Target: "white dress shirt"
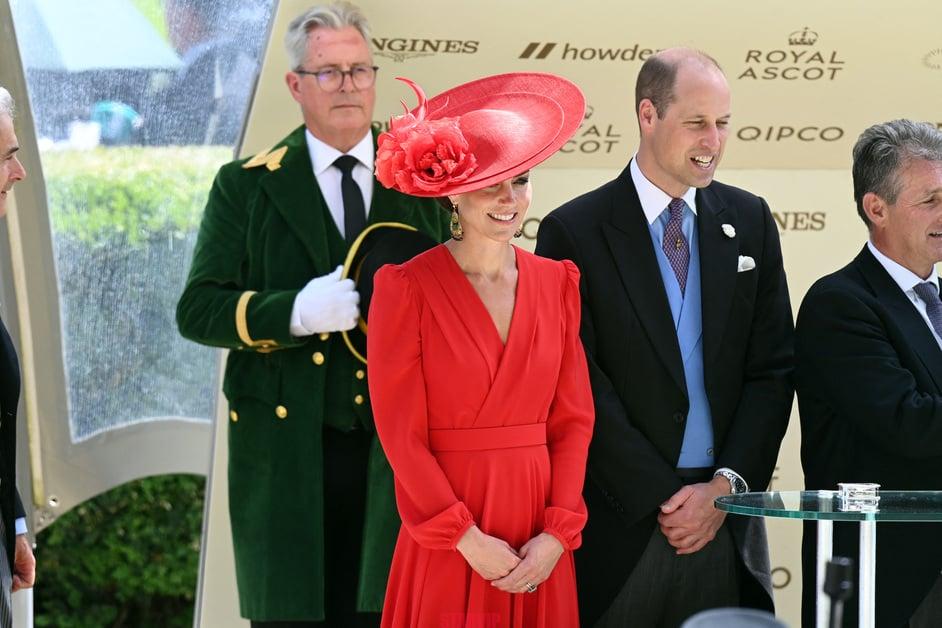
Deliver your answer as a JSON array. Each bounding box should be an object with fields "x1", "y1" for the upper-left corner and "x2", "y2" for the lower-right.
[
  {"x1": 630, "y1": 156, "x2": 697, "y2": 224},
  {"x1": 867, "y1": 241, "x2": 942, "y2": 349},
  {"x1": 304, "y1": 129, "x2": 375, "y2": 239}
]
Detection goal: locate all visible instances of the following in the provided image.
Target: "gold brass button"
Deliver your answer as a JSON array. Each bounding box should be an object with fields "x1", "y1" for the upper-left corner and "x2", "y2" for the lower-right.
[
  {"x1": 275, "y1": 405, "x2": 288, "y2": 419},
  {"x1": 229, "y1": 410, "x2": 238, "y2": 422},
  {"x1": 312, "y1": 351, "x2": 325, "y2": 365},
  {"x1": 354, "y1": 394, "x2": 364, "y2": 406},
  {"x1": 319, "y1": 332, "x2": 330, "y2": 341},
  {"x1": 355, "y1": 369, "x2": 365, "y2": 380}
]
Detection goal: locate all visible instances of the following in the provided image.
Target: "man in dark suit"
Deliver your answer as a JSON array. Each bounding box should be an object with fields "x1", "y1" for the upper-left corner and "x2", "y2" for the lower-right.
[
  {"x1": 536, "y1": 48, "x2": 794, "y2": 627},
  {"x1": 0, "y1": 85, "x2": 38, "y2": 628},
  {"x1": 175, "y1": 3, "x2": 448, "y2": 626},
  {"x1": 796, "y1": 119, "x2": 942, "y2": 628}
]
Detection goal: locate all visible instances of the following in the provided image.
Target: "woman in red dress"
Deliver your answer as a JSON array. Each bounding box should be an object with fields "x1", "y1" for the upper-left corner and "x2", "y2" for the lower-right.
[{"x1": 367, "y1": 73, "x2": 594, "y2": 627}]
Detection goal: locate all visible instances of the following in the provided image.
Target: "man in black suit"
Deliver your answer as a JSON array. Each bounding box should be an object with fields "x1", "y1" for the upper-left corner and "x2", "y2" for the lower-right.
[
  {"x1": 0, "y1": 85, "x2": 37, "y2": 628},
  {"x1": 796, "y1": 120, "x2": 942, "y2": 628},
  {"x1": 536, "y1": 48, "x2": 794, "y2": 627}
]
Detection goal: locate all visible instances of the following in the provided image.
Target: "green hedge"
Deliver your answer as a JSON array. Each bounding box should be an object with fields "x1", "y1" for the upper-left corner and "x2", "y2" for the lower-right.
[
  {"x1": 35, "y1": 475, "x2": 205, "y2": 628},
  {"x1": 42, "y1": 147, "x2": 227, "y2": 246}
]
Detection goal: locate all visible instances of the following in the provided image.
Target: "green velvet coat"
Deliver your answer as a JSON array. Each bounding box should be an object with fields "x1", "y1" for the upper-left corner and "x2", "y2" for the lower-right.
[{"x1": 176, "y1": 125, "x2": 450, "y2": 621}]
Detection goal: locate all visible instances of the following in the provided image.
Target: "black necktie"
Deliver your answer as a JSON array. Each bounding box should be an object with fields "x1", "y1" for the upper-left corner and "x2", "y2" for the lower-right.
[{"x1": 334, "y1": 155, "x2": 366, "y2": 244}]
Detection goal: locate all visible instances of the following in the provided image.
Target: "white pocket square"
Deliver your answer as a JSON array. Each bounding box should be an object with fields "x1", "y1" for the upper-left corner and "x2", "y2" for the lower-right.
[{"x1": 737, "y1": 255, "x2": 756, "y2": 272}]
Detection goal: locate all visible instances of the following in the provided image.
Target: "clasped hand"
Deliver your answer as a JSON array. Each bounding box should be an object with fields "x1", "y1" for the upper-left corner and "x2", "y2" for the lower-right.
[
  {"x1": 657, "y1": 476, "x2": 730, "y2": 555},
  {"x1": 456, "y1": 526, "x2": 564, "y2": 594}
]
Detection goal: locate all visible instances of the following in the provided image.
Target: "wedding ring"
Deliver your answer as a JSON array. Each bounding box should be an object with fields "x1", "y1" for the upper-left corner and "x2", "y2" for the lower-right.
[{"x1": 525, "y1": 581, "x2": 537, "y2": 593}]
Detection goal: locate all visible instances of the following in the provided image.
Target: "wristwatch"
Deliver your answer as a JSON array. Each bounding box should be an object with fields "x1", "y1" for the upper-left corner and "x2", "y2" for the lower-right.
[{"x1": 714, "y1": 468, "x2": 748, "y2": 494}]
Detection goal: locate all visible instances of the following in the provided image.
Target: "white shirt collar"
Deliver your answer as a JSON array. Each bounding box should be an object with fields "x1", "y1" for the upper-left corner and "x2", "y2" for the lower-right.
[
  {"x1": 305, "y1": 129, "x2": 374, "y2": 176},
  {"x1": 867, "y1": 240, "x2": 940, "y2": 294},
  {"x1": 630, "y1": 155, "x2": 698, "y2": 225}
]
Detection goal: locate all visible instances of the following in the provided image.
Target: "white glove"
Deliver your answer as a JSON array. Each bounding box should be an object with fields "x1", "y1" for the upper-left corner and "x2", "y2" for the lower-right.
[{"x1": 289, "y1": 265, "x2": 360, "y2": 336}]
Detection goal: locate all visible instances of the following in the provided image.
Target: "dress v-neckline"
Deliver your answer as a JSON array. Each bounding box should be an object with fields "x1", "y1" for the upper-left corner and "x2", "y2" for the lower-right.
[{"x1": 438, "y1": 244, "x2": 522, "y2": 348}]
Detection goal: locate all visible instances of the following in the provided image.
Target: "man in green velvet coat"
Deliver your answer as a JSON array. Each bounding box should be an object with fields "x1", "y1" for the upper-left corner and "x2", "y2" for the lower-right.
[{"x1": 176, "y1": 3, "x2": 449, "y2": 625}]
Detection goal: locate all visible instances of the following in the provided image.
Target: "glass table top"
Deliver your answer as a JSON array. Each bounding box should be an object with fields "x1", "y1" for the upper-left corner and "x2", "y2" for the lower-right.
[{"x1": 715, "y1": 491, "x2": 942, "y2": 522}]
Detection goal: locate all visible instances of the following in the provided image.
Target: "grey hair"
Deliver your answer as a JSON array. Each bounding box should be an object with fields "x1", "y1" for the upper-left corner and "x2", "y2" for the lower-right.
[
  {"x1": 0, "y1": 87, "x2": 14, "y2": 120},
  {"x1": 852, "y1": 119, "x2": 942, "y2": 227},
  {"x1": 284, "y1": 2, "x2": 371, "y2": 70}
]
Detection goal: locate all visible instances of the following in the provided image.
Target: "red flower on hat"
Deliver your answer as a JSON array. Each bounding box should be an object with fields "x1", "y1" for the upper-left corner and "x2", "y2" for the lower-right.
[{"x1": 375, "y1": 78, "x2": 478, "y2": 195}]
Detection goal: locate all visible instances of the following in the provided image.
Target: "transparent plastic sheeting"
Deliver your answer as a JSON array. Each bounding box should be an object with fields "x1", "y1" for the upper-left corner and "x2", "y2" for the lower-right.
[{"x1": 0, "y1": 0, "x2": 275, "y2": 537}]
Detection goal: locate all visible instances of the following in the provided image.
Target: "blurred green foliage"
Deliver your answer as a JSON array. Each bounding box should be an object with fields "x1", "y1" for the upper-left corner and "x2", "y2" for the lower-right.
[
  {"x1": 42, "y1": 147, "x2": 227, "y2": 247},
  {"x1": 40, "y1": 146, "x2": 228, "y2": 439},
  {"x1": 35, "y1": 475, "x2": 206, "y2": 628}
]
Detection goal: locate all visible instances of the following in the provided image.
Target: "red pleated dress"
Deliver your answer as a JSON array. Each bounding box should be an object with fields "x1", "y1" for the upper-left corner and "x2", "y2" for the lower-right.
[{"x1": 367, "y1": 245, "x2": 594, "y2": 628}]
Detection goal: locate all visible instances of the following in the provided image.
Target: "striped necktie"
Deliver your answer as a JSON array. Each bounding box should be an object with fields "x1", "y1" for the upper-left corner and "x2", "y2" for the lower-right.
[{"x1": 913, "y1": 281, "x2": 942, "y2": 339}]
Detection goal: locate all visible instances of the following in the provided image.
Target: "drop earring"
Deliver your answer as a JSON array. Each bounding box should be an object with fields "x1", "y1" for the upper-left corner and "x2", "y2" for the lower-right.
[{"x1": 450, "y1": 203, "x2": 463, "y2": 240}]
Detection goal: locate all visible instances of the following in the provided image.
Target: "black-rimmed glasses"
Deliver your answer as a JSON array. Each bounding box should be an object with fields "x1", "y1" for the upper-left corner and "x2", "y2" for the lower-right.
[{"x1": 295, "y1": 65, "x2": 379, "y2": 92}]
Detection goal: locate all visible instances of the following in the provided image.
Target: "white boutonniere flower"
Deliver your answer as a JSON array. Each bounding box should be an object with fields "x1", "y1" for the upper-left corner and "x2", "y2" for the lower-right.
[{"x1": 722, "y1": 223, "x2": 736, "y2": 238}]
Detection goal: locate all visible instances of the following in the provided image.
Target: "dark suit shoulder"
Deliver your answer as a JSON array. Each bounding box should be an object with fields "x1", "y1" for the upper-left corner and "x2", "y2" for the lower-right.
[
  {"x1": 796, "y1": 259, "x2": 881, "y2": 341},
  {"x1": 801, "y1": 255, "x2": 871, "y2": 304},
  {"x1": 704, "y1": 178, "x2": 765, "y2": 206},
  {"x1": 701, "y1": 179, "x2": 772, "y2": 227},
  {"x1": 544, "y1": 174, "x2": 627, "y2": 229}
]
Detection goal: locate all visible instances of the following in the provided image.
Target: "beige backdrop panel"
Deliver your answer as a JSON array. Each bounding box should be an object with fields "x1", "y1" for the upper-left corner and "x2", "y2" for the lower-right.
[
  {"x1": 245, "y1": 0, "x2": 942, "y2": 169},
  {"x1": 199, "y1": 0, "x2": 935, "y2": 625}
]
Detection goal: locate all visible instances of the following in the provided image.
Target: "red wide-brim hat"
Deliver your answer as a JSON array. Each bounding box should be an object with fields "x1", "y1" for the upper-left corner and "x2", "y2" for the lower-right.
[{"x1": 375, "y1": 72, "x2": 585, "y2": 197}]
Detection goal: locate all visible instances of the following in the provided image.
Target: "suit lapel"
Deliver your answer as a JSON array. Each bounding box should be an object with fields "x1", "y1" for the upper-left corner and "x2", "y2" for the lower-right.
[
  {"x1": 259, "y1": 126, "x2": 333, "y2": 275},
  {"x1": 697, "y1": 185, "x2": 738, "y2": 367},
  {"x1": 857, "y1": 246, "x2": 942, "y2": 391},
  {"x1": 603, "y1": 167, "x2": 686, "y2": 394}
]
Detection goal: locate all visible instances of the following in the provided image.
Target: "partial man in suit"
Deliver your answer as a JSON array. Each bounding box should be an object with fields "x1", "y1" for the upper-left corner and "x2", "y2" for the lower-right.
[
  {"x1": 536, "y1": 48, "x2": 794, "y2": 627},
  {"x1": 0, "y1": 86, "x2": 38, "y2": 627},
  {"x1": 797, "y1": 120, "x2": 942, "y2": 628},
  {"x1": 176, "y1": 3, "x2": 449, "y2": 626}
]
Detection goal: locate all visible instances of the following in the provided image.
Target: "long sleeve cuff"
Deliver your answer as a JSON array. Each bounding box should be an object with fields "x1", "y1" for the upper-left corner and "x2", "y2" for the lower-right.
[
  {"x1": 543, "y1": 506, "x2": 587, "y2": 551},
  {"x1": 14, "y1": 517, "x2": 26, "y2": 536},
  {"x1": 405, "y1": 501, "x2": 475, "y2": 550}
]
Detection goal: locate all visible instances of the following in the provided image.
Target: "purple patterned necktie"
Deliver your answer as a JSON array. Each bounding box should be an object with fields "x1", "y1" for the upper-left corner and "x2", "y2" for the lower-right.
[
  {"x1": 913, "y1": 281, "x2": 942, "y2": 339},
  {"x1": 662, "y1": 198, "x2": 689, "y2": 294}
]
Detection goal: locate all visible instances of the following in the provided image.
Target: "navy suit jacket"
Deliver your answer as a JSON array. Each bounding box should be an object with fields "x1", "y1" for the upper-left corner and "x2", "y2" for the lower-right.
[{"x1": 797, "y1": 245, "x2": 942, "y2": 627}]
